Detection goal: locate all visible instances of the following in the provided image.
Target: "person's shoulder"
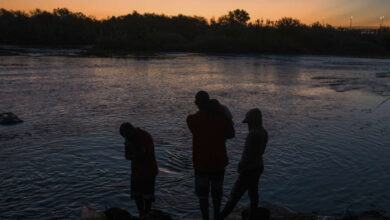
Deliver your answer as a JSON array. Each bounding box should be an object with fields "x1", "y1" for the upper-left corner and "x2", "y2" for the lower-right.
[
  {"x1": 139, "y1": 129, "x2": 155, "y2": 148},
  {"x1": 221, "y1": 104, "x2": 229, "y2": 111},
  {"x1": 187, "y1": 111, "x2": 199, "y2": 121},
  {"x1": 187, "y1": 112, "x2": 196, "y2": 118},
  {"x1": 139, "y1": 129, "x2": 153, "y2": 139},
  {"x1": 188, "y1": 110, "x2": 207, "y2": 120},
  {"x1": 221, "y1": 104, "x2": 232, "y2": 115}
]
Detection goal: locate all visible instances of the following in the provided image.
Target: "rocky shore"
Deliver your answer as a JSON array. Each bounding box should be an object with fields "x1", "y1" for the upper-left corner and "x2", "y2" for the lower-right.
[{"x1": 82, "y1": 204, "x2": 389, "y2": 220}]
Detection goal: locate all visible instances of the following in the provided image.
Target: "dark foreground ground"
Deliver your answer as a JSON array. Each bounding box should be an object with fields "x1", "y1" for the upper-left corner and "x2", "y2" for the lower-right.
[
  {"x1": 185, "y1": 211, "x2": 390, "y2": 220},
  {"x1": 184, "y1": 204, "x2": 390, "y2": 220},
  {"x1": 89, "y1": 204, "x2": 389, "y2": 220}
]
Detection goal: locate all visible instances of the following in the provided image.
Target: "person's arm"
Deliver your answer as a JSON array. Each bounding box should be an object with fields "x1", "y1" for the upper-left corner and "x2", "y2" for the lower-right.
[
  {"x1": 125, "y1": 138, "x2": 147, "y2": 161},
  {"x1": 124, "y1": 140, "x2": 135, "y2": 160},
  {"x1": 238, "y1": 133, "x2": 253, "y2": 172},
  {"x1": 132, "y1": 143, "x2": 147, "y2": 162},
  {"x1": 186, "y1": 115, "x2": 195, "y2": 134},
  {"x1": 143, "y1": 132, "x2": 155, "y2": 156},
  {"x1": 224, "y1": 118, "x2": 235, "y2": 139},
  {"x1": 221, "y1": 105, "x2": 233, "y2": 120},
  {"x1": 259, "y1": 130, "x2": 268, "y2": 155},
  {"x1": 239, "y1": 130, "x2": 268, "y2": 172}
]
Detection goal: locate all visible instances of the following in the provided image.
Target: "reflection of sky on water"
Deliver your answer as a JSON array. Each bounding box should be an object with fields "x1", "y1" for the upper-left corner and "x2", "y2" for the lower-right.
[{"x1": 0, "y1": 54, "x2": 389, "y2": 219}]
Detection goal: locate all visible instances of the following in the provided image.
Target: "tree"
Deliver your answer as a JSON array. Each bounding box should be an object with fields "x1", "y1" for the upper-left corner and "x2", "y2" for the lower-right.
[
  {"x1": 218, "y1": 9, "x2": 250, "y2": 26},
  {"x1": 276, "y1": 17, "x2": 302, "y2": 29},
  {"x1": 53, "y1": 8, "x2": 71, "y2": 17},
  {"x1": 311, "y1": 21, "x2": 323, "y2": 29}
]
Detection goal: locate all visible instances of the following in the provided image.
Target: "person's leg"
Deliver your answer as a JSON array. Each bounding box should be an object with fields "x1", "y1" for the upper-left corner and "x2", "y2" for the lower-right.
[
  {"x1": 247, "y1": 168, "x2": 263, "y2": 220},
  {"x1": 221, "y1": 174, "x2": 248, "y2": 219},
  {"x1": 199, "y1": 198, "x2": 209, "y2": 220},
  {"x1": 144, "y1": 199, "x2": 152, "y2": 214},
  {"x1": 195, "y1": 172, "x2": 210, "y2": 220},
  {"x1": 131, "y1": 177, "x2": 145, "y2": 216},
  {"x1": 143, "y1": 177, "x2": 156, "y2": 215},
  {"x1": 135, "y1": 198, "x2": 145, "y2": 216},
  {"x1": 212, "y1": 197, "x2": 221, "y2": 220},
  {"x1": 210, "y1": 171, "x2": 225, "y2": 220}
]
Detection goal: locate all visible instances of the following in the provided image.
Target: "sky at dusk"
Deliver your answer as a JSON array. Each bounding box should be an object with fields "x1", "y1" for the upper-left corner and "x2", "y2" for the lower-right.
[{"x1": 1, "y1": 0, "x2": 389, "y2": 26}]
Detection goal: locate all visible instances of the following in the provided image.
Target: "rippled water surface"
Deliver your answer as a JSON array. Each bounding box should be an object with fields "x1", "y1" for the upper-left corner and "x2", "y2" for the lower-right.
[{"x1": 1, "y1": 54, "x2": 390, "y2": 219}]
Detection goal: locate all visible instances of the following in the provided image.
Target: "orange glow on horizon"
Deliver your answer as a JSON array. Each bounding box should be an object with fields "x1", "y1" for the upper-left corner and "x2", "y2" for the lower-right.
[{"x1": 1, "y1": 0, "x2": 389, "y2": 27}]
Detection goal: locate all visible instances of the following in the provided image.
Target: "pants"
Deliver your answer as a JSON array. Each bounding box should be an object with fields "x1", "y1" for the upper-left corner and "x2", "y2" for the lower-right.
[
  {"x1": 130, "y1": 176, "x2": 156, "y2": 201},
  {"x1": 222, "y1": 167, "x2": 263, "y2": 218},
  {"x1": 194, "y1": 170, "x2": 225, "y2": 200}
]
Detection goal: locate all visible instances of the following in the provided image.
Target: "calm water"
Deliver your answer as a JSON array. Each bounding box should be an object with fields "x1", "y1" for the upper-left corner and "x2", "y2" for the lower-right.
[{"x1": 0, "y1": 54, "x2": 390, "y2": 219}]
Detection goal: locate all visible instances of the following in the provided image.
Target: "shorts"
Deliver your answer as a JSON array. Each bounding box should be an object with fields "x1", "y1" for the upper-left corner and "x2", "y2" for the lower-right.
[
  {"x1": 195, "y1": 170, "x2": 225, "y2": 199},
  {"x1": 130, "y1": 177, "x2": 156, "y2": 201}
]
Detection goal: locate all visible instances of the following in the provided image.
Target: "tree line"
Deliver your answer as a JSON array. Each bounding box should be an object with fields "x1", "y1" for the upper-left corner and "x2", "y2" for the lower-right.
[{"x1": 1, "y1": 8, "x2": 389, "y2": 56}]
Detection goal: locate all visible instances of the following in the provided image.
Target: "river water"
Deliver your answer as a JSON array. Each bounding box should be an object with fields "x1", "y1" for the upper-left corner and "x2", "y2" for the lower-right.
[{"x1": 0, "y1": 53, "x2": 389, "y2": 219}]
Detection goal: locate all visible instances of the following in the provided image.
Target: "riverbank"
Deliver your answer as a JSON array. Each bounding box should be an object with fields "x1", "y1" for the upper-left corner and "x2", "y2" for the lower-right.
[
  {"x1": 84, "y1": 204, "x2": 390, "y2": 220},
  {"x1": 1, "y1": 45, "x2": 390, "y2": 59},
  {"x1": 183, "y1": 204, "x2": 390, "y2": 220}
]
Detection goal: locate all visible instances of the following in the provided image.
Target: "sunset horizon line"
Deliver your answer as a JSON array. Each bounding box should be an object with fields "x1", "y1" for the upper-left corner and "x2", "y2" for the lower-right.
[{"x1": 1, "y1": 6, "x2": 387, "y2": 28}]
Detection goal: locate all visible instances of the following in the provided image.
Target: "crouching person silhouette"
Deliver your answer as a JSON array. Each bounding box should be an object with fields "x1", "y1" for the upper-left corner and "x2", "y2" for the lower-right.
[
  {"x1": 119, "y1": 122, "x2": 158, "y2": 217},
  {"x1": 221, "y1": 108, "x2": 268, "y2": 220}
]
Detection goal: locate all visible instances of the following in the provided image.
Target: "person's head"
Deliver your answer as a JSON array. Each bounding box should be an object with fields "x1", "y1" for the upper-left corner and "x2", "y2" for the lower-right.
[
  {"x1": 119, "y1": 122, "x2": 137, "y2": 140},
  {"x1": 242, "y1": 108, "x2": 263, "y2": 128},
  {"x1": 195, "y1": 90, "x2": 210, "y2": 110}
]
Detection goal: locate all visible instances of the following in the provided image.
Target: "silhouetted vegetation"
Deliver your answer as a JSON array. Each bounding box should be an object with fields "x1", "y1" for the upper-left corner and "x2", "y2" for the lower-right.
[{"x1": 1, "y1": 8, "x2": 390, "y2": 56}]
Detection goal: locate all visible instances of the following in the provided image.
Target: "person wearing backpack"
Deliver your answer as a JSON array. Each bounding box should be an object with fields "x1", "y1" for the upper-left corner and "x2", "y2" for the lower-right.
[{"x1": 187, "y1": 91, "x2": 235, "y2": 220}]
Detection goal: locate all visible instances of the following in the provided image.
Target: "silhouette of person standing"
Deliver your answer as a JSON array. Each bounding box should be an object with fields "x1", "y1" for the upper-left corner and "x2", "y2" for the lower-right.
[
  {"x1": 119, "y1": 122, "x2": 158, "y2": 217},
  {"x1": 221, "y1": 108, "x2": 268, "y2": 220},
  {"x1": 187, "y1": 91, "x2": 235, "y2": 220}
]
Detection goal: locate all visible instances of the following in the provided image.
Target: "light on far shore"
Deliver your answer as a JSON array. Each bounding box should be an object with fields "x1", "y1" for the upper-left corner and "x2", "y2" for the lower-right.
[
  {"x1": 380, "y1": 16, "x2": 385, "y2": 28},
  {"x1": 350, "y1": 16, "x2": 353, "y2": 29}
]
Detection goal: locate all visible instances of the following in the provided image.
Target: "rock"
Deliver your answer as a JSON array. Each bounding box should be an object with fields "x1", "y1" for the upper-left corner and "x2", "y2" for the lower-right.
[
  {"x1": 342, "y1": 208, "x2": 358, "y2": 220},
  {"x1": 0, "y1": 112, "x2": 23, "y2": 125},
  {"x1": 82, "y1": 206, "x2": 135, "y2": 220},
  {"x1": 104, "y1": 207, "x2": 134, "y2": 220},
  {"x1": 359, "y1": 210, "x2": 386, "y2": 219},
  {"x1": 81, "y1": 206, "x2": 106, "y2": 220},
  {"x1": 262, "y1": 203, "x2": 296, "y2": 215},
  {"x1": 241, "y1": 207, "x2": 271, "y2": 220},
  {"x1": 81, "y1": 207, "x2": 171, "y2": 220},
  {"x1": 140, "y1": 209, "x2": 172, "y2": 220}
]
